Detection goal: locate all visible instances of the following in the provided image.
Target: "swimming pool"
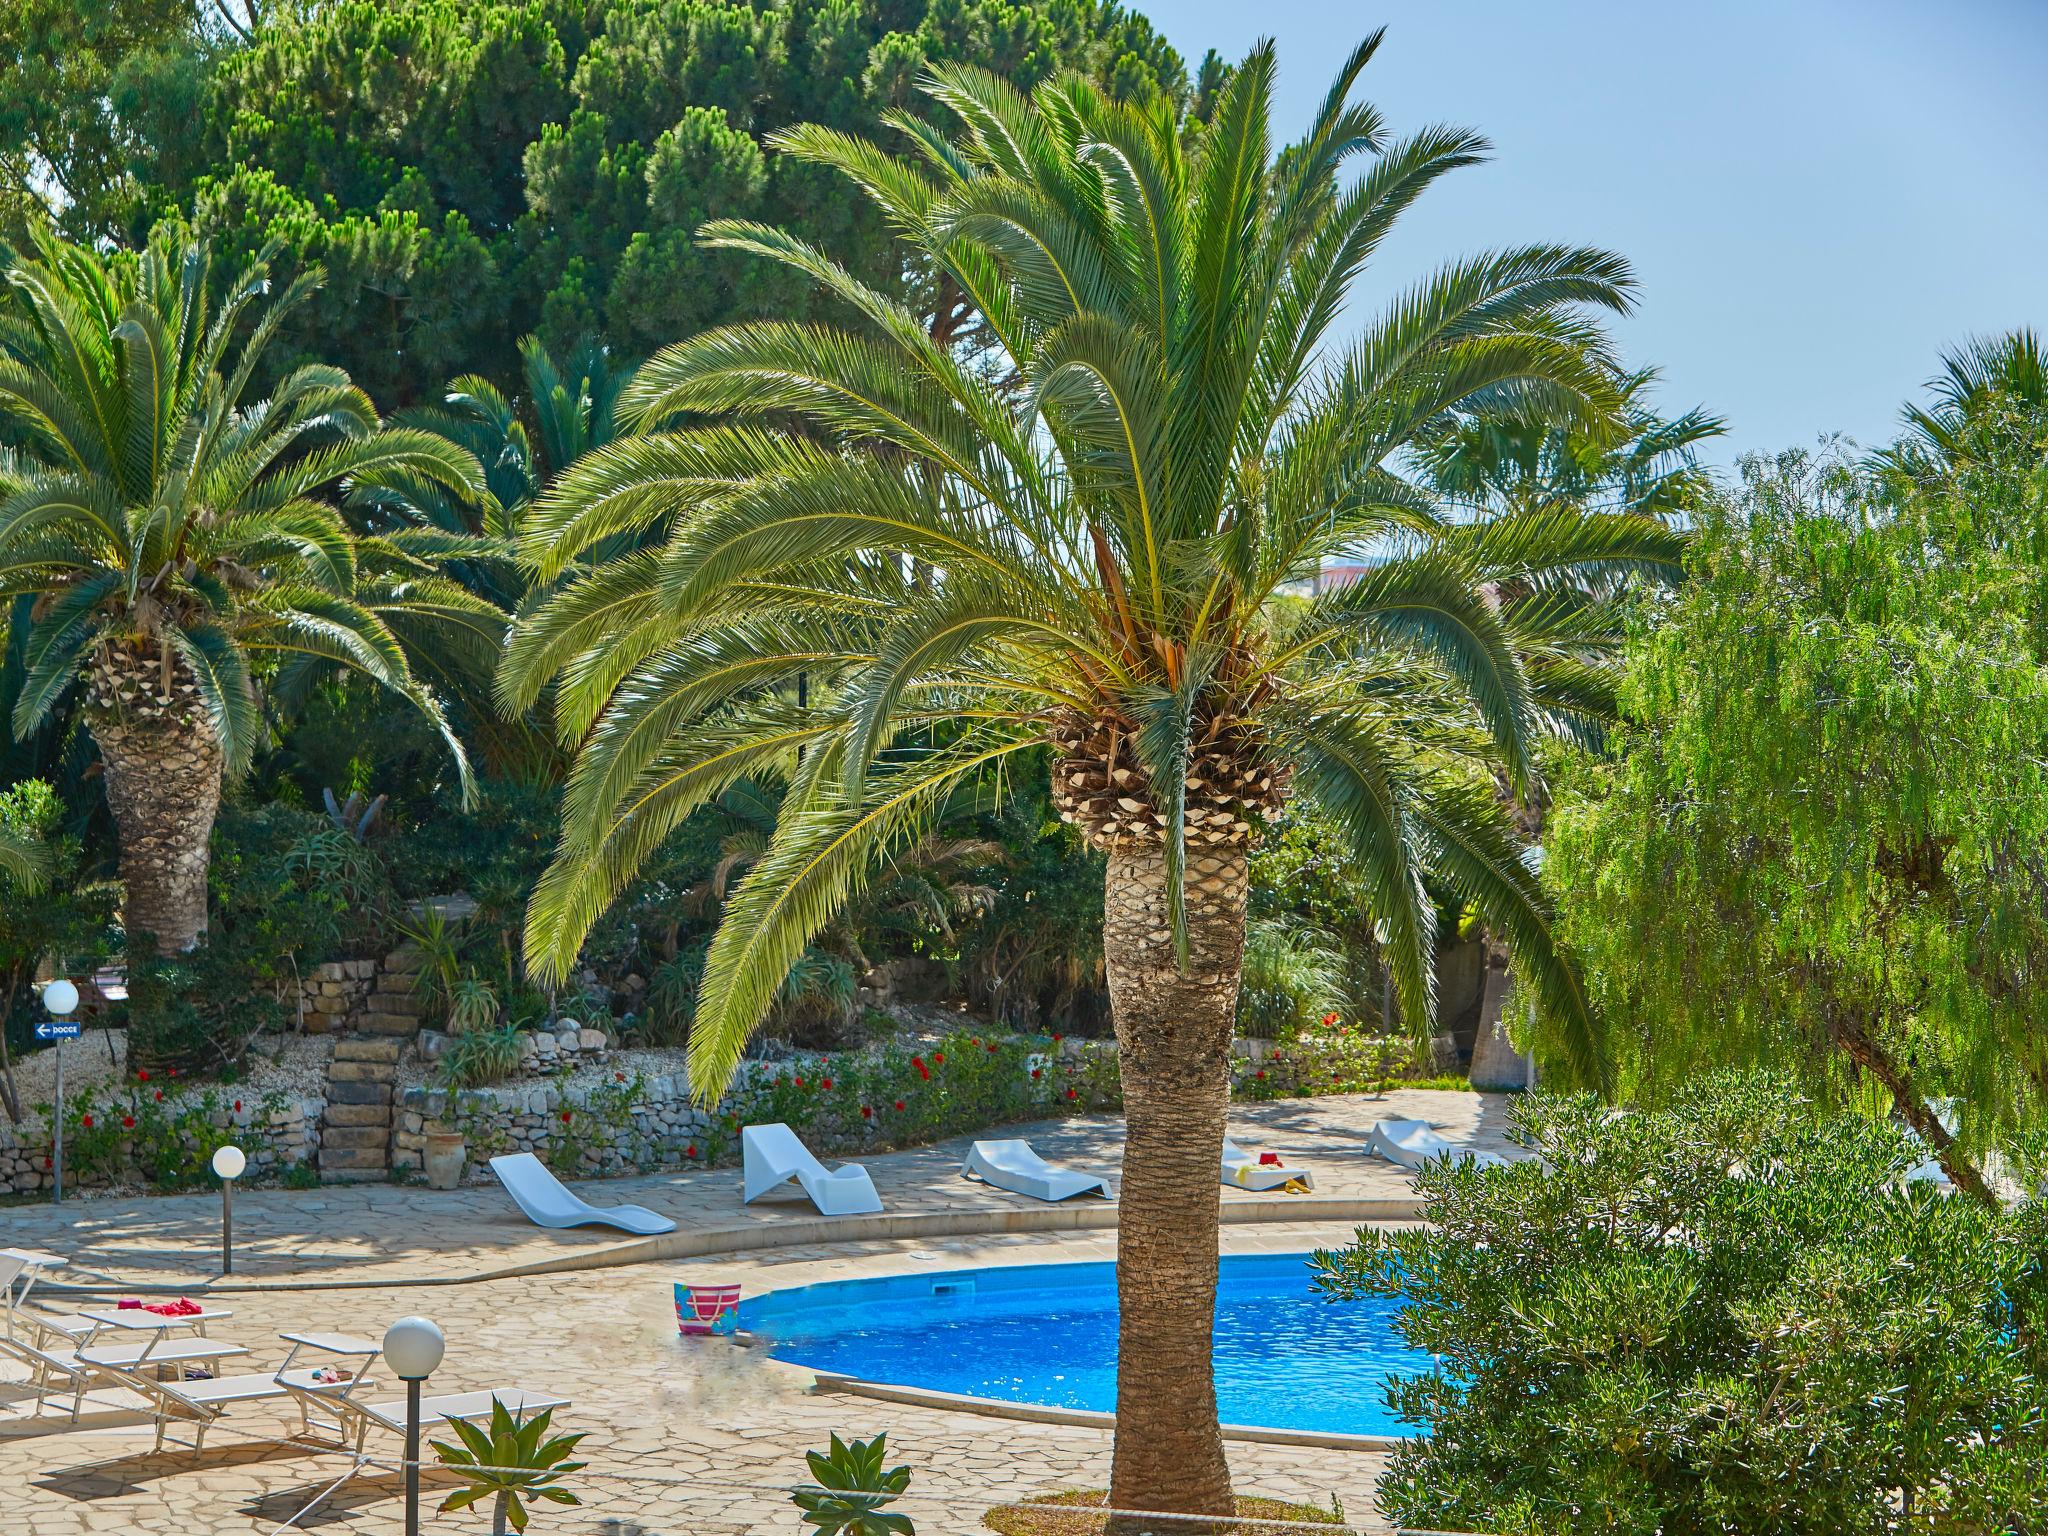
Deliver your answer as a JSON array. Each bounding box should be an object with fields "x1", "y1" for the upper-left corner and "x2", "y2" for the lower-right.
[{"x1": 736, "y1": 1253, "x2": 1426, "y2": 1438}]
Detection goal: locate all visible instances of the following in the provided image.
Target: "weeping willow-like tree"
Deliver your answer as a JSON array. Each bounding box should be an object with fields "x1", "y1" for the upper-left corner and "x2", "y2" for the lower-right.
[
  {"x1": 503, "y1": 37, "x2": 1679, "y2": 1519},
  {"x1": 1550, "y1": 443, "x2": 2048, "y2": 1204}
]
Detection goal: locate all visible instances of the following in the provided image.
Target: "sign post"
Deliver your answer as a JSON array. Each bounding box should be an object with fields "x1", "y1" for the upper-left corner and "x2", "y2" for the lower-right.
[{"x1": 37, "y1": 980, "x2": 81, "y2": 1205}]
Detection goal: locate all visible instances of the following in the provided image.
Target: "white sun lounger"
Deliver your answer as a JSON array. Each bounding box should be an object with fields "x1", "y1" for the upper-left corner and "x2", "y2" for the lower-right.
[
  {"x1": 961, "y1": 1139, "x2": 1114, "y2": 1203},
  {"x1": 742, "y1": 1123, "x2": 883, "y2": 1215},
  {"x1": 0, "y1": 1249, "x2": 65, "y2": 1340},
  {"x1": 1368, "y1": 1118, "x2": 1508, "y2": 1170},
  {"x1": 312, "y1": 1387, "x2": 570, "y2": 1455},
  {"x1": 1222, "y1": 1138, "x2": 1315, "y2": 1191},
  {"x1": 92, "y1": 1360, "x2": 331, "y2": 1454},
  {"x1": 489, "y1": 1152, "x2": 676, "y2": 1235},
  {"x1": 0, "y1": 1332, "x2": 250, "y2": 1421}
]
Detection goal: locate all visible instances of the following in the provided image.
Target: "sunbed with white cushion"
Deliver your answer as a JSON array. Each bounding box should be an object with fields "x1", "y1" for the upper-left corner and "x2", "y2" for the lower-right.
[
  {"x1": 961, "y1": 1139, "x2": 1114, "y2": 1202},
  {"x1": 0, "y1": 1332, "x2": 249, "y2": 1420},
  {"x1": 742, "y1": 1123, "x2": 883, "y2": 1215},
  {"x1": 312, "y1": 1387, "x2": 570, "y2": 1455},
  {"x1": 488, "y1": 1152, "x2": 676, "y2": 1235},
  {"x1": 0, "y1": 1248, "x2": 64, "y2": 1340},
  {"x1": 92, "y1": 1361, "x2": 335, "y2": 1454},
  {"x1": 1221, "y1": 1138, "x2": 1315, "y2": 1191},
  {"x1": 1368, "y1": 1118, "x2": 1508, "y2": 1170}
]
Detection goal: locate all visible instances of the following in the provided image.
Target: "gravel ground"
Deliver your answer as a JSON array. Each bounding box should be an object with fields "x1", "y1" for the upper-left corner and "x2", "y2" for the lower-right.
[{"x1": 2, "y1": 1028, "x2": 333, "y2": 1108}]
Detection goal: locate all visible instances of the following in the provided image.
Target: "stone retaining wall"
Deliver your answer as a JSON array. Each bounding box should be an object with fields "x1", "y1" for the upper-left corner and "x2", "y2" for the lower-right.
[
  {"x1": 0, "y1": 1095, "x2": 324, "y2": 1195},
  {"x1": 394, "y1": 1070, "x2": 716, "y2": 1177},
  {"x1": 297, "y1": 959, "x2": 377, "y2": 1034}
]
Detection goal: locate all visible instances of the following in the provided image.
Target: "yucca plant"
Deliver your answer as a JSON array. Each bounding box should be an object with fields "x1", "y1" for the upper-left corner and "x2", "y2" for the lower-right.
[
  {"x1": 0, "y1": 230, "x2": 484, "y2": 951},
  {"x1": 503, "y1": 35, "x2": 1680, "y2": 1519},
  {"x1": 431, "y1": 1400, "x2": 586, "y2": 1535}
]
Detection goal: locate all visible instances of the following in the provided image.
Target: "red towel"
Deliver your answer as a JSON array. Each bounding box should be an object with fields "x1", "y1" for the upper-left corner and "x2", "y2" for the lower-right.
[
  {"x1": 144, "y1": 1298, "x2": 203, "y2": 1317},
  {"x1": 1258, "y1": 1152, "x2": 1282, "y2": 1166}
]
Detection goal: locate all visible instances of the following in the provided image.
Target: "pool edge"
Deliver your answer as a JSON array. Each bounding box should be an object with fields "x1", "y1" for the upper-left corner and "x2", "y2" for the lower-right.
[{"x1": 805, "y1": 1369, "x2": 1404, "y2": 1453}]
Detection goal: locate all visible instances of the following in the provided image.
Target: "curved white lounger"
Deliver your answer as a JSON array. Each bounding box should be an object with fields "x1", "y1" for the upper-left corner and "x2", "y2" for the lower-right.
[
  {"x1": 742, "y1": 1123, "x2": 883, "y2": 1215},
  {"x1": 489, "y1": 1152, "x2": 677, "y2": 1234},
  {"x1": 1222, "y1": 1137, "x2": 1315, "y2": 1191},
  {"x1": 962, "y1": 1139, "x2": 1114, "y2": 1202},
  {"x1": 1367, "y1": 1118, "x2": 1508, "y2": 1171}
]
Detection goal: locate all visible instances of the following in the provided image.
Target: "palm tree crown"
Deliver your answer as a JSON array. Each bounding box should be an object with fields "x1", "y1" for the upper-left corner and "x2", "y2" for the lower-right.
[
  {"x1": 505, "y1": 36, "x2": 1683, "y2": 1094},
  {"x1": 0, "y1": 231, "x2": 486, "y2": 776}
]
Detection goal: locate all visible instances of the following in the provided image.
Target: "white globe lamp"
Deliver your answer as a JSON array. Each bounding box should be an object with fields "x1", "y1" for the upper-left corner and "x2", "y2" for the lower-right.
[
  {"x1": 211, "y1": 1143, "x2": 246, "y2": 1181},
  {"x1": 384, "y1": 1316, "x2": 446, "y2": 1536},
  {"x1": 41, "y1": 978, "x2": 79, "y2": 1016}
]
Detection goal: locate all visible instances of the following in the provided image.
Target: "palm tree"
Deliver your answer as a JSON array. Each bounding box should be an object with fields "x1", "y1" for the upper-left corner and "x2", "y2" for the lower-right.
[
  {"x1": 1897, "y1": 328, "x2": 2047, "y2": 467},
  {"x1": 0, "y1": 230, "x2": 483, "y2": 951},
  {"x1": 504, "y1": 37, "x2": 1680, "y2": 1520},
  {"x1": 1415, "y1": 367, "x2": 1724, "y2": 522},
  {"x1": 349, "y1": 336, "x2": 638, "y2": 783}
]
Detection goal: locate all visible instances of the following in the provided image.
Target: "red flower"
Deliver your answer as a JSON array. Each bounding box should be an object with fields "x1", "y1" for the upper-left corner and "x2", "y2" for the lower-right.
[
  {"x1": 1256, "y1": 1069, "x2": 1268, "y2": 1081},
  {"x1": 168, "y1": 1069, "x2": 178, "y2": 1078},
  {"x1": 1065, "y1": 1088, "x2": 1078, "y2": 1100},
  {"x1": 821, "y1": 1077, "x2": 833, "y2": 1090},
  {"x1": 137, "y1": 1070, "x2": 150, "y2": 1082},
  {"x1": 986, "y1": 1042, "x2": 998, "y2": 1054},
  {"x1": 615, "y1": 1072, "x2": 626, "y2": 1083},
  {"x1": 794, "y1": 1075, "x2": 806, "y2": 1089},
  {"x1": 932, "y1": 1051, "x2": 945, "y2": 1066},
  {"x1": 81, "y1": 1115, "x2": 93, "y2": 1129},
  {"x1": 233, "y1": 1101, "x2": 242, "y2": 1113},
  {"x1": 42, "y1": 1156, "x2": 51, "y2": 1169},
  {"x1": 686, "y1": 1143, "x2": 699, "y2": 1158},
  {"x1": 912, "y1": 1056, "x2": 930, "y2": 1081},
  {"x1": 153, "y1": 1089, "x2": 163, "y2": 1101},
  {"x1": 860, "y1": 1105, "x2": 873, "y2": 1119},
  {"x1": 561, "y1": 1111, "x2": 573, "y2": 1124},
  {"x1": 121, "y1": 1115, "x2": 134, "y2": 1129},
  {"x1": 893, "y1": 1100, "x2": 906, "y2": 1112},
  {"x1": 1051, "y1": 1033, "x2": 1062, "y2": 1043},
  {"x1": 1322, "y1": 1012, "x2": 1339, "y2": 1026},
  {"x1": 1030, "y1": 1068, "x2": 1042, "y2": 1080},
  {"x1": 969, "y1": 1037, "x2": 980, "y2": 1046}
]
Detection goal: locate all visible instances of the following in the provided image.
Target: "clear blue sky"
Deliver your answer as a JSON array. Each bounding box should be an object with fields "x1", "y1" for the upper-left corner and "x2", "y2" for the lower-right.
[{"x1": 1141, "y1": 1, "x2": 2048, "y2": 463}]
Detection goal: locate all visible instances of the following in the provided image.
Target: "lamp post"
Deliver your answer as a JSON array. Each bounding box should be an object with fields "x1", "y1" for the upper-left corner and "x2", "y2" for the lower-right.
[
  {"x1": 40, "y1": 980, "x2": 79, "y2": 1204},
  {"x1": 383, "y1": 1316, "x2": 445, "y2": 1536},
  {"x1": 211, "y1": 1143, "x2": 246, "y2": 1274}
]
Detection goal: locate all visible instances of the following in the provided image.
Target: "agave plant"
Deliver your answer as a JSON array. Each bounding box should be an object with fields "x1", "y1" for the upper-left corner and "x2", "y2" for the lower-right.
[
  {"x1": 431, "y1": 1400, "x2": 586, "y2": 1535},
  {"x1": 503, "y1": 36, "x2": 1679, "y2": 1517},
  {"x1": 0, "y1": 230, "x2": 484, "y2": 951},
  {"x1": 792, "y1": 1432, "x2": 915, "y2": 1536}
]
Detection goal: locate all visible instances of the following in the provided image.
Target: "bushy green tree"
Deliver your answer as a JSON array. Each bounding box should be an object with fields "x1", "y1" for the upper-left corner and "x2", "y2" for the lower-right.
[
  {"x1": 1313, "y1": 1075, "x2": 2048, "y2": 1536},
  {"x1": 144, "y1": 0, "x2": 1191, "y2": 405},
  {"x1": 1548, "y1": 444, "x2": 2048, "y2": 1200}
]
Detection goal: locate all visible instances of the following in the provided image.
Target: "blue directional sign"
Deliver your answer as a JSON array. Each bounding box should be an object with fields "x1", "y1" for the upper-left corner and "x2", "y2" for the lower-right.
[{"x1": 34, "y1": 1020, "x2": 81, "y2": 1041}]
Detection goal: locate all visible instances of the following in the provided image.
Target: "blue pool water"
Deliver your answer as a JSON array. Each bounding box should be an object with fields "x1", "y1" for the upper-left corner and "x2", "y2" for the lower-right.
[{"x1": 736, "y1": 1253, "x2": 1426, "y2": 1437}]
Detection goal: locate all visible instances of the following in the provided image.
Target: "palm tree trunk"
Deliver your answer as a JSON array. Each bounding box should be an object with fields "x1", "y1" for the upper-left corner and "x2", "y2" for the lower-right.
[
  {"x1": 87, "y1": 647, "x2": 223, "y2": 953},
  {"x1": 1102, "y1": 841, "x2": 1247, "y2": 1528}
]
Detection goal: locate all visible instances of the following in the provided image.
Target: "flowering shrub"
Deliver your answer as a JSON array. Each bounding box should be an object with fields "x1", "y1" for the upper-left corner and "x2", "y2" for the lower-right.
[
  {"x1": 37, "y1": 1076, "x2": 287, "y2": 1190},
  {"x1": 1232, "y1": 1015, "x2": 1413, "y2": 1101}
]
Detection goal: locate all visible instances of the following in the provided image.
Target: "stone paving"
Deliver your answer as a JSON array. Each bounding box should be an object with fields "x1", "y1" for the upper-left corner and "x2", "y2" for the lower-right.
[
  {"x1": 0, "y1": 1091, "x2": 1518, "y2": 1535},
  {"x1": 0, "y1": 1090, "x2": 1516, "y2": 1289}
]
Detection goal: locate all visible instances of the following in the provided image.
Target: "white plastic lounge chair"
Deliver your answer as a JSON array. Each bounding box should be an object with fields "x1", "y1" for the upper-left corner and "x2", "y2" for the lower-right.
[
  {"x1": 0, "y1": 1332, "x2": 248, "y2": 1421},
  {"x1": 1221, "y1": 1138, "x2": 1315, "y2": 1191},
  {"x1": 1368, "y1": 1118, "x2": 1508, "y2": 1171},
  {"x1": 962, "y1": 1139, "x2": 1114, "y2": 1203},
  {"x1": 488, "y1": 1152, "x2": 676, "y2": 1235},
  {"x1": 742, "y1": 1123, "x2": 883, "y2": 1215}
]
